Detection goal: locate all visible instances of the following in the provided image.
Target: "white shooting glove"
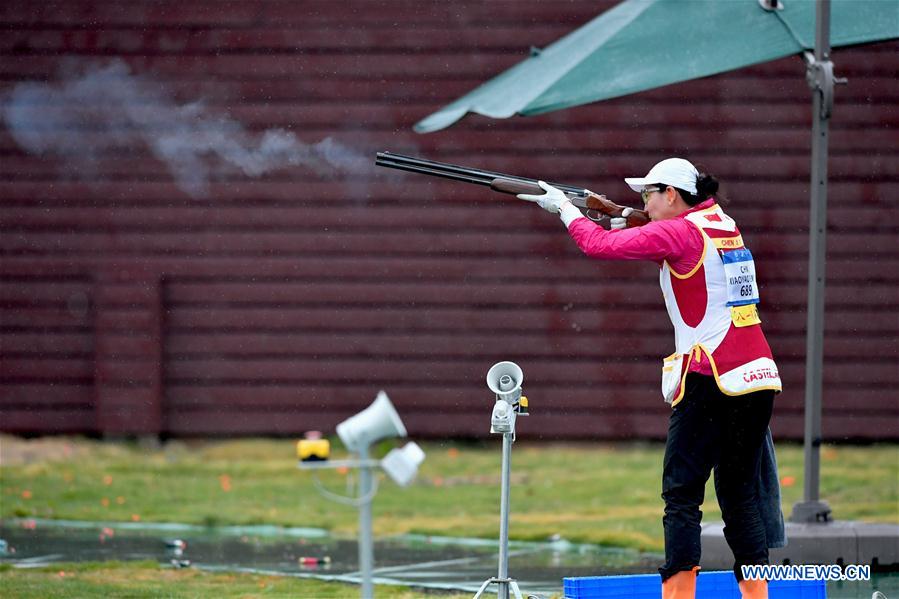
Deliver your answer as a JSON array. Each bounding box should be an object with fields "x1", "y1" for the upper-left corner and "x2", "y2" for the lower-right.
[
  {"x1": 610, "y1": 207, "x2": 634, "y2": 230},
  {"x1": 517, "y1": 180, "x2": 570, "y2": 214}
]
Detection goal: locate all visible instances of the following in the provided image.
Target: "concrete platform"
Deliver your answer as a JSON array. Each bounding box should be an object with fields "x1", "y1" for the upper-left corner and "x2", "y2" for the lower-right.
[{"x1": 700, "y1": 520, "x2": 899, "y2": 570}]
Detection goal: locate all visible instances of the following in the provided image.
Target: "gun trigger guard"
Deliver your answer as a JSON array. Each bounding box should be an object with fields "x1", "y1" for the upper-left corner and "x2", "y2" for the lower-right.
[{"x1": 585, "y1": 209, "x2": 605, "y2": 222}]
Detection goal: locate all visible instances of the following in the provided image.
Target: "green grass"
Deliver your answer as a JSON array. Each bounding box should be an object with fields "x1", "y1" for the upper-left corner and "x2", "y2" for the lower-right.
[
  {"x1": 1, "y1": 437, "x2": 896, "y2": 598},
  {"x1": 2, "y1": 436, "x2": 896, "y2": 553},
  {"x1": 0, "y1": 561, "x2": 469, "y2": 598}
]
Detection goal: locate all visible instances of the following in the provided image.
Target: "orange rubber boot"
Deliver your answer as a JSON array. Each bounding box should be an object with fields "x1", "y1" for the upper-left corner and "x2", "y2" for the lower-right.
[
  {"x1": 738, "y1": 578, "x2": 768, "y2": 599},
  {"x1": 662, "y1": 567, "x2": 699, "y2": 599}
]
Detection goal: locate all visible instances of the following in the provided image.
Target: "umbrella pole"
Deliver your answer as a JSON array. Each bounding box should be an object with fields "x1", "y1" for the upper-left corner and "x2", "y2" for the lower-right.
[{"x1": 792, "y1": 0, "x2": 843, "y2": 524}]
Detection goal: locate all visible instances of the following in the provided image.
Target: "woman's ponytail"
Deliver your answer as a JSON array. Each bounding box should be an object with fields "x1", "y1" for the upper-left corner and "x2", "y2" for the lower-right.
[
  {"x1": 695, "y1": 172, "x2": 719, "y2": 203},
  {"x1": 669, "y1": 165, "x2": 725, "y2": 206}
]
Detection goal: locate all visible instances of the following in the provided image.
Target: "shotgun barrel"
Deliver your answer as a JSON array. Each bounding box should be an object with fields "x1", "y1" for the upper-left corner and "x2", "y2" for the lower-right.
[
  {"x1": 375, "y1": 152, "x2": 650, "y2": 227},
  {"x1": 375, "y1": 151, "x2": 589, "y2": 197}
]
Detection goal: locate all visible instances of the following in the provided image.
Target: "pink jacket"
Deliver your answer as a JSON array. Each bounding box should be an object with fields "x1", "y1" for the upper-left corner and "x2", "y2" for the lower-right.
[{"x1": 566, "y1": 200, "x2": 718, "y2": 375}]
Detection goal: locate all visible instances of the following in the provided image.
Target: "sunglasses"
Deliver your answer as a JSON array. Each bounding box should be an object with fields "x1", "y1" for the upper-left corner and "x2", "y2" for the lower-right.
[{"x1": 641, "y1": 186, "x2": 663, "y2": 204}]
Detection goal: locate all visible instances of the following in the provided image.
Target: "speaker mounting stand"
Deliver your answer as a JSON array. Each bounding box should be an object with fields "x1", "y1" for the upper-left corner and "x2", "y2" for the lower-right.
[
  {"x1": 472, "y1": 428, "x2": 524, "y2": 599},
  {"x1": 476, "y1": 362, "x2": 529, "y2": 599}
]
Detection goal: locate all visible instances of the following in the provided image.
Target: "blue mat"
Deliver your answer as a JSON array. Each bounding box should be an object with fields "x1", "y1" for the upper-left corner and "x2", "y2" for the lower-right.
[{"x1": 563, "y1": 570, "x2": 826, "y2": 598}]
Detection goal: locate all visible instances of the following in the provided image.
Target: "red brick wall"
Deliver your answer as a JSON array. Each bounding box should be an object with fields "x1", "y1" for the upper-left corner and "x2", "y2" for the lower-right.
[{"x1": 1, "y1": 1, "x2": 897, "y2": 439}]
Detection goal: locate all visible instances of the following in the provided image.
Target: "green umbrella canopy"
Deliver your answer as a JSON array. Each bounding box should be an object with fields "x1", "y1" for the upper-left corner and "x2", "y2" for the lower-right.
[{"x1": 414, "y1": 0, "x2": 898, "y2": 133}]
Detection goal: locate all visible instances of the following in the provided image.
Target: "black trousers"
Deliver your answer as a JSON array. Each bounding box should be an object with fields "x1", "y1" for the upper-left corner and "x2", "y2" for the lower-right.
[{"x1": 659, "y1": 373, "x2": 775, "y2": 582}]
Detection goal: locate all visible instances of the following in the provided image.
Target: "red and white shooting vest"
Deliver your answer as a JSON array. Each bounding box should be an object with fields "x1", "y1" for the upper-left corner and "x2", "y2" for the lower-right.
[{"x1": 660, "y1": 203, "x2": 782, "y2": 406}]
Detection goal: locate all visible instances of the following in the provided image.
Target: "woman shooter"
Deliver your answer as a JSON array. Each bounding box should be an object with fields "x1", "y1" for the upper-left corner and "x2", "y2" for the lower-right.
[{"x1": 518, "y1": 158, "x2": 781, "y2": 599}]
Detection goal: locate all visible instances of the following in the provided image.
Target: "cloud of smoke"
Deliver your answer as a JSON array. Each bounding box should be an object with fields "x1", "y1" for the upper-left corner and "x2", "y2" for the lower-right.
[{"x1": 2, "y1": 60, "x2": 371, "y2": 197}]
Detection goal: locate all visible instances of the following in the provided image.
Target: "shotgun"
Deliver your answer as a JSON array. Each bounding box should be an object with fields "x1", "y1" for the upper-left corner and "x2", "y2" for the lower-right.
[{"x1": 375, "y1": 152, "x2": 650, "y2": 228}]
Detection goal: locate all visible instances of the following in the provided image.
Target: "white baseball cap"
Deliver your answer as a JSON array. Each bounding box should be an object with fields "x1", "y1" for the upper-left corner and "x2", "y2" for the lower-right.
[{"x1": 625, "y1": 158, "x2": 699, "y2": 195}]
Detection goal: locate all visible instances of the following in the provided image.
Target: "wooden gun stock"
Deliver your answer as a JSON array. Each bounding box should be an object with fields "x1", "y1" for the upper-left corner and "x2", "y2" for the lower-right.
[
  {"x1": 584, "y1": 192, "x2": 651, "y2": 228},
  {"x1": 491, "y1": 178, "x2": 650, "y2": 227}
]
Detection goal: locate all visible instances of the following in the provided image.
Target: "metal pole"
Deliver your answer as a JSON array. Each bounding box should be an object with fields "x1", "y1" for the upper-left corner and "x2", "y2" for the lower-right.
[
  {"x1": 497, "y1": 432, "x2": 513, "y2": 599},
  {"x1": 475, "y1": 364, "x2": 523, "y2": 599},
  {"x1": 793, "y1": 0, "x2": 833, "y2": 523},
  {"x1": 358, "y1": 445, "x2": 374, "y2": 598}
]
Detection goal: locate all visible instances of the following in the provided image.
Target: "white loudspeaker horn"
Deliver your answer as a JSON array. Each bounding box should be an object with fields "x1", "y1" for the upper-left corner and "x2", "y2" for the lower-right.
[
  {"x1": 336, "y1": 390, "x2": 407, "y2": 452},
  {"x1": 486, "y1": 361, "x2": 523, "y2": 403},
  {"x1": 381, "y1": 442, "x2": 426, "y2": 487}
]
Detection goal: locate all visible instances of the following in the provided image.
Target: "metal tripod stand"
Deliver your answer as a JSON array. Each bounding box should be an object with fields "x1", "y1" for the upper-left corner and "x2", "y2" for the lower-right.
[{"x1": 472, "y1": 428, "x2": 523, "y2": 599}]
